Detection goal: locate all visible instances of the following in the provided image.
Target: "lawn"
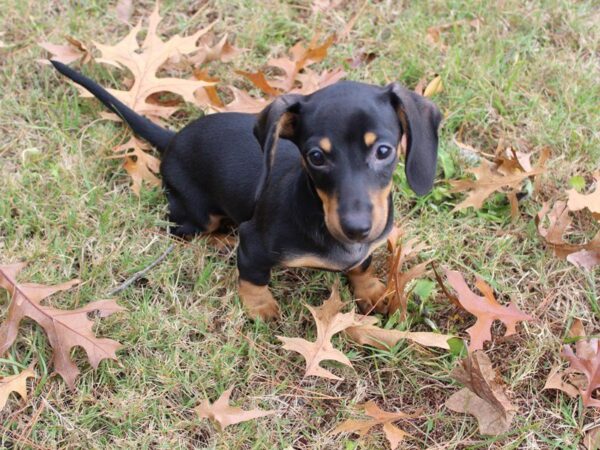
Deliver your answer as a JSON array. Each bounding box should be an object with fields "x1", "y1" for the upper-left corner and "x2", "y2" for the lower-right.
[{"x1": 0, "y1": 0, "x2": 599, "y2": 448}]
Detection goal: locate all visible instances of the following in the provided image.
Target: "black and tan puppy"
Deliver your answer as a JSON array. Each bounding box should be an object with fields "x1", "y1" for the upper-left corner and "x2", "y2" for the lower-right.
[{"x1": 51, "y1": 60, "x2": 441, "y2": 320}]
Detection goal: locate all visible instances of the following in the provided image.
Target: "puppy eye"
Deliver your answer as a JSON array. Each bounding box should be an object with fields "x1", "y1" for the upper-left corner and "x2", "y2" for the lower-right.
[
  {"x1": 307, "y1": 149, "x2": 326, "y2": 167},
  {"x1": 375, "y1": 144, "x2": 393, "y2": 160}
]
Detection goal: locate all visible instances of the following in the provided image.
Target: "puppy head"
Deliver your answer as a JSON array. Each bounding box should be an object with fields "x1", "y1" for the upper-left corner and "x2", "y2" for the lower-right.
[{"x1": 254, "y1": 81, "x2": 441, "y2": 244}]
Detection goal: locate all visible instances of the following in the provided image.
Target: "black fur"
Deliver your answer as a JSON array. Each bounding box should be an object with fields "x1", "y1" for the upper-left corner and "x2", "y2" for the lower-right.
[{"x1": 52, "y1": 61, "x2": 442, "y2": 316}]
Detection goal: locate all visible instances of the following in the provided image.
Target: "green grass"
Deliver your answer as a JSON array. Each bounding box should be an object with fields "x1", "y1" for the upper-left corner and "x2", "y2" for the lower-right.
[{"x1": 1, "y1": 0, "x2": 599, "y2": 448}]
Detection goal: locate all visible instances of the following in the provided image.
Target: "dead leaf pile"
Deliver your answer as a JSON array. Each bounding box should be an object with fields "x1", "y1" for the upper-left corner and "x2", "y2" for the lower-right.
[
  {"x1": 196, "y1": 386, "x2": 275, "y2": 430},
  {"x1": 445, "y1": 269, "x2": 533, "y2": 352},
  {"x1": 333, "y1": 401, "x2": 417, "y2": 450},
  {"x1": 0, "y1": 263, "x2": 124, "y2": 389},
  {"x1": 445, "y1": 351, "x2": 516, "y2": 435},
  {"x1": 0, "y1": 364, "x2": 36, "y2": 411},
  {"x1": 450, "y1": 145, "x2": 549, "y2": 218},
  {"x1": 382, "y1": 225, "x2": 431, "y2": 319}
]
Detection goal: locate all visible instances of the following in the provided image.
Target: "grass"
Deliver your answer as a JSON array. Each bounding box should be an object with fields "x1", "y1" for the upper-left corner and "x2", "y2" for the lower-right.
[{"x1": 1, "y1": 0, "x2": 599, "y2": 448}]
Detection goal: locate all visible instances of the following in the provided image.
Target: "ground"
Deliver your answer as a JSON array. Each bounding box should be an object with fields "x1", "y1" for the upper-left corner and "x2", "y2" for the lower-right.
[{"x1": 0, "y1": 0, "x2": 599, "y2": 448}]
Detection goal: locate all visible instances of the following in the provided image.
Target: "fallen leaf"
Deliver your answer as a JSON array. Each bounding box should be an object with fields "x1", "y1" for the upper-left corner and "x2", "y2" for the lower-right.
[
  {"x1": 562, "y1": 335, "x2": 600, "y2": 407},
  {"x1": 195, "y1": 386, "x2": 275, "y2": 430},
  {"x1": 382, "y1": 225, "x2": 431, "y2": 319},
  {"x1": 427, "y1": 18, "x2": 481, "y2": 51},
  {"x1": 536, "y1": 202, "x2": 600, "y2": 268},
  {"x1": 0, "y1": 263, "x2": 125, "y2": 389},
  {"x1": 543, "y1": 365, "x2": 580, "y2": 398},
  {"x1": 111, "y1": 136, "x2": 161, "y2": 196},
  {"x1": 88, "y1": 4, "x2": 215, "y2": 121},
  {"x1": 188, "y1": 33, "x2": 240, "y2": 67},
  {"x1": 567, "y1": 172, "x2": 600, "y2": 220},
  {"x1": 277, "y1": 284, "x2": 357, "y2": 380},
  {"x1": 445, "y1": 269, "x2": 533, "y2": 352},
  {"x1": 584, "y1": 428, "x2": 600, "y2": 450},
  {"x1": 39, "y1": 36, "x2": 91, "y2": 65},
  {"x1": 345, "y1": 315, "x2": 454, "y2": 350},
  {"x1": 0, "y1": 364, "x2": 36, "y2": 410},
  {"x1": 423, "y1": 75, "x2": 443, "y2": 97},
  {"x1": 333, "y1": 401, "x2": 415, "y2": 450},
  {"x1": 450, "y1": 147, "x2": 548, "y2": 214},
  {"x1": 222, "y1": 34, "x2": 345, "y2": 112},
  {"x1": 445, "y1": 351, "x2": 516, "y2": 435}
]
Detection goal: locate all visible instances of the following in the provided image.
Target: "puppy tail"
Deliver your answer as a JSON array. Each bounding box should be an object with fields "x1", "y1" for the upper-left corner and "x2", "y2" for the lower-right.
[{"x1": 50, "y1": 60, "x2": 175, "y2": 153}]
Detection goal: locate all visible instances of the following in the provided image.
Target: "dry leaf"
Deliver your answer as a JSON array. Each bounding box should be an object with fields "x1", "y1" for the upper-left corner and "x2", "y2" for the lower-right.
[
  {"x1": 445, "y1": 351, "x2": 516, "y2": 435},
  {"x1": 39, "y1": 36, "x2": 91, "y2": 65},
  {"x1": 427, "y1": 18, "x2": 481, "y2": 51},
  {"x1": 423, "y1": 75, "x2": 443, "y2": 97},
  {"x1": 0, "y1": 263, "x2": 125, "y2": 389},
  {"x1": 88, "y1": 3, "x2": 215, "y2": 121},
  {"x1": 345, "y1": 315, "x2": 454, "y2": 350},
  {"x1": 188, "y1": 33, "x2": 240, "y2": 67},
  {"x1": 562, "y1": 335, "x2": 600, "y2": 407},
  {"x1": 543, "y1": 365, "x2": 580, "y2": 398},
  {"x1": 112, "y1": 136, "x2": 161, "y2": 196},
  {"x1": 536, "y1": 202, "x2": 600, "y2": 269},
  {"x1": 332, "y1": 401, "x2": 415, "y2": 450},
  {"x1": 445, "y1": 269, "x2": 533, "y2": 352},
  {"x1": 382, "y1": 225, "x2": 431, "y2": 319},
  {"x1": 277, "y1": 285, "x2": 357, "y2": 380},
  {"x1": 450, "y1": 147, "x2": 548, "y2": 214},
  {"x1": 195, "y1": 386, "x2": 275, "y2": 430},
  {"x1": 584, "y1": 428, "x2": 600, "y2": 450},
  {"x1": 223, "y1": 35, "x2": 345, "y2": 112},
  {"x1": 567, "y1": 172, "x2": 600, "y2": 220},
  {"x1": 0, "y1": 364, "x2": 36, "y2": 410}
]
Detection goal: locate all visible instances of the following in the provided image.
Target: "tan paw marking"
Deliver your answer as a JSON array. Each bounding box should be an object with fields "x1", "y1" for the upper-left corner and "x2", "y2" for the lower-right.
[
  {"x1": 347, "y1": 267, "x2": 388, "y2": 314},
  {"x1": 238, "y1": 280, "x2": 280, "y2": 321}
]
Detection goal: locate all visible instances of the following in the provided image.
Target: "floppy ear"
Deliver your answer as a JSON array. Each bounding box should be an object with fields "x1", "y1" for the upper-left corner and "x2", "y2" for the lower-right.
[
  {"x1": 387, "y1": 83, "x2": 442, "y2": 196},
  {"x1": 253, "y1": 94, "x2": 303, "y2": 200}
]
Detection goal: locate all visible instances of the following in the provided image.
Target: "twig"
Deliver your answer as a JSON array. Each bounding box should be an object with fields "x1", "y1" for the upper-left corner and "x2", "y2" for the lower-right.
[{"x1": 108, "y1": 244, "x2": 175, "y2": 296}]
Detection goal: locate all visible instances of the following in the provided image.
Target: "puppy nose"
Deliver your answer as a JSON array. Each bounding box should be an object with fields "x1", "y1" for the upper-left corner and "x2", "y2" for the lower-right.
[{"x1": 341, "y1": 214, "x2": 372, "y2": 241}]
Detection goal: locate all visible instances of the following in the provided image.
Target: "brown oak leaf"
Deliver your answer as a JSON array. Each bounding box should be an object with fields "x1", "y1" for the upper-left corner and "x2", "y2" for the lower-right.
[
  {"x1": 0, "y1": 263, "x2": 125, "y2": 389},
  {"x1": 111, "y1": 136, "x2": 161, "y2": 196},
  {"x1": 561, "y1": 320, "x2": 600, "y2": 408},
  {"x1": 450, "y1": 147, "x2": 548, "y2": 216},
  {"x1": 87, "y1": 4, "x2": 215, "y2": 122},
  {"x1": 382, "y1": 225, "x2": 431, "y2": 319},
  {"x1": 445, "y1": 269, "x2": 533, "y2": 352},
  {"x1": 195, "y1": 386, "x2": 275, "y2": 430},
  {"x1": 345, "y1": 314, "x2": 454, "y2": 350},
  {"x1": 223, "y1": 35, "x2": 345, "y2": 112},
  {"x1": 332, "y1": 401, "x2": 416, "y2": 450},
  {"x1": 536, "y1": 201, "x2": 600, "y2": 269},
  {"x1": 39, "y1": 36, "x2": 92, "y2": 65},
  {"x1": 445, "y1": 351, "x2": 516, "y2": 435},
  {"x1": 0, "y1": 364, "x2": 36, "y2": 410},
  {"x1": 277, "y1": 284, "x2": 357, "y2": 380},
  {"x1": 567, "y1": 172, "x2": 600, "y2": 220}
]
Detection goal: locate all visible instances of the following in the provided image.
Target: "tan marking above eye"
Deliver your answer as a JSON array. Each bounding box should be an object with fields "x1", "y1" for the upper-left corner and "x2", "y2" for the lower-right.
[
  {"x1": 364, "y1": 132, "x2": 377, "y2": 147},
  {"x1": 319, "y1": 137, "x2": 332, "y2": 153}
]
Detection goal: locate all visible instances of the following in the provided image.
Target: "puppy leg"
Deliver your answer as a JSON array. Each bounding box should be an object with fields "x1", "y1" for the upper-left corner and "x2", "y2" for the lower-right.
[
  {"x1": 237, "y1": 222, "x2": 279, "y2": 320},
  {"x1": 347, "y1": 256, "x2": 388, "y2": 314},
  {"x1": 166, "y1": 189, "x2": 222, "y2": 238}
]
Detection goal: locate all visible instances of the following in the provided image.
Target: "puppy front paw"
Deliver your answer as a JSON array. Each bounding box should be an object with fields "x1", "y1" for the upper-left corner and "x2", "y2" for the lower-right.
[
  {"x1": 238, "y1": 280, "x2": 280, "y2": 321},
  {"x1": 348, "y1": 268, "x2": 388, "y2": 315}
]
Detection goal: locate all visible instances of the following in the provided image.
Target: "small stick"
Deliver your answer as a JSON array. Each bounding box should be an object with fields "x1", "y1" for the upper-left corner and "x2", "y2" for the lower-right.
[{"x1": 108, "y1": 244, "x2": 175, "y2": 296}]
